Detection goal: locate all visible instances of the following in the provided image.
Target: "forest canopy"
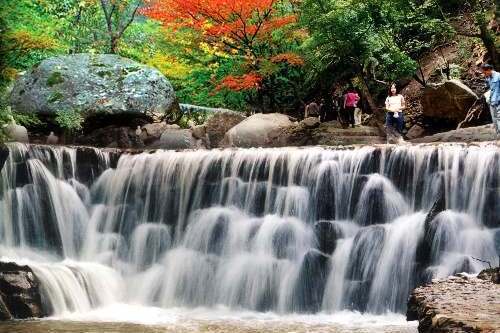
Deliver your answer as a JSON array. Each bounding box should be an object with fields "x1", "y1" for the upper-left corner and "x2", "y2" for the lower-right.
[{"x1": 1, "y1": 0, "x2": 498, "y2": 116}]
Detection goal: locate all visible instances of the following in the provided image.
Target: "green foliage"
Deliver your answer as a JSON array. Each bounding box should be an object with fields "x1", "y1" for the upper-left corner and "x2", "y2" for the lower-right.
[
  {"x1": 12, "y1": 112, "x2": 42, "y2": 127},
  {"x1": 55, "y1": 109, "x2": 83, "y2": 132},
  {"x1": 0, "y1": 90, "x2": 41, "y2": 142},
  {"x1": 0, "y1": 0, "x2": 480, "y2": 119},
  {"x1": 0, "y1": 97, "x2": 13, "y2": 143},
  {"x1": 300, "y1": 0, "x2": 452, "y2": 93}
]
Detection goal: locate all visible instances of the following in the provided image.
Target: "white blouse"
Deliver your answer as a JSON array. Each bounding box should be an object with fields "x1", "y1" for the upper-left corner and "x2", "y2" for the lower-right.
[{"x1": 385, "y1": 95, "x2": 405, "y2": 112}]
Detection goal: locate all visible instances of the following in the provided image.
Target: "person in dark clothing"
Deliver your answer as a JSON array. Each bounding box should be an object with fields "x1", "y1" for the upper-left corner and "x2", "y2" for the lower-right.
[
  {"x1": 319, "y1": 98, "x2": 331, "y2": 122},
  {"x1": 331, "y1": 87, "x2": 343, "y2": 122}
]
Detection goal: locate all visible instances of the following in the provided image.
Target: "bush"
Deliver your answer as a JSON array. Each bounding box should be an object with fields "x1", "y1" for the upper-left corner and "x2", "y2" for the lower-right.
[{"x1": 55, "y1": 109, "x2": 83, "y2": 133}]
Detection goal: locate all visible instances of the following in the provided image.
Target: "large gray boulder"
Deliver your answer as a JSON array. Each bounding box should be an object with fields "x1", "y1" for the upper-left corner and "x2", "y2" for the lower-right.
[
  {"x1": 421, "y1": 80, "x2": 478, "y2": 122},
  {"x1": 10, "y1": 54, "x2": 179, "y2": 119},
  {"x1": 157, "y1": 128, "x2": 203, "y2": 150},
  {"x1": 205, "y1": 111, "x2": 246, "y2": 148},
  {"x1": 223, "y1": 113, "x2": 293, "y2": 148}
]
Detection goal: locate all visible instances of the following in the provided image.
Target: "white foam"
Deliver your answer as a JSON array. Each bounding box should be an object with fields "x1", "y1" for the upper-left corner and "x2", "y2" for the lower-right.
[{"x1": 48, "y1": 303, "x2": 416, "y2": 329}]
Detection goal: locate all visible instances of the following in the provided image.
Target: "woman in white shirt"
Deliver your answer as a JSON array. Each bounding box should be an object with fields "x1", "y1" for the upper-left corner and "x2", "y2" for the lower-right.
[{"x1": 385, "y1": 84, "x2": 406, "y2": 133}]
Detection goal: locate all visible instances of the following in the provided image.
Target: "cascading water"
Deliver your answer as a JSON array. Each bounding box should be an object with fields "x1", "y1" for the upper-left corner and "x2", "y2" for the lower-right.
[{"x1": 0, "y1": 143, "x2": 498, "y2": 318}]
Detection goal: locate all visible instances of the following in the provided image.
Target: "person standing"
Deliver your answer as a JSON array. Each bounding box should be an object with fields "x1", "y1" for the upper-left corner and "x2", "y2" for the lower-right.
[
  {"x1": 331, "y1": 86, "x2": 343, "y2": 122},
  {"x1": 385, "y1": 83, "x2": 405, "y2": 133},
  {"x1": 319, "y1": 98, "x2": 330, "y2": 122},
  {"x1": 343, "y1": 87, "x2": 360, "y2": 128},
  {"x1": 305, "y1": 100, "x2": 320, "y2": 119},
  {"x1": 482, "y1": 64, "x2": 500, "y2": 136},
  {"x1": 354, "y1": 89, "x2": 363, "y2": 125}
]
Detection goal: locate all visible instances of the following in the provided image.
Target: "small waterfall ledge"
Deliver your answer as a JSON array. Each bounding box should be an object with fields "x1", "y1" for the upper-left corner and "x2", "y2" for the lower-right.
[{"x1": 0, "y1": 142, "x2": 498, "y2": 320}]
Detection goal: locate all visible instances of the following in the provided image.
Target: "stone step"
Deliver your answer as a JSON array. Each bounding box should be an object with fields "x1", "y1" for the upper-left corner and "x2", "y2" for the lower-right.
[{"x1": 316, "y1": 135, "x2": 386, "y2": 146}]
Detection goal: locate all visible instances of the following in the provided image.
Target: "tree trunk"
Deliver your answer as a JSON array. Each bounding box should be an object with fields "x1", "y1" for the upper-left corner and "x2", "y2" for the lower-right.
[
  {"x1": 358, "y1": 76, "x2": 386, "y2": 132},
  {"x1": 110, "y1": 35, "x2": 118, "y2": 54},
  {"x1": 477, "y1": 13, "x2": 499, "y2": 68}
]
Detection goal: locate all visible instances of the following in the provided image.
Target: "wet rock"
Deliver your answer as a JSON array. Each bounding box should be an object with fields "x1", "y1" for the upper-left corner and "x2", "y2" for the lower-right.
[
  {"x1": 10, "y1": 54, "x2": 178, "y2": 119},
  {"x1": 78, "y1": 125, "x2": 144, "y2": 148},
  {"x1": 416, "y1": 187, "x2": 446, "y2": 268},
  {"x1": 0, "y1": 295, "x2": 11, "y2": 320},
  {"x1": 344, "y1": 225, "x2": 385, "y2": 311},
  {"x1": 407, "y1": 272, "x2": 500, "y2": 332},
  {"x1": 482, "y1": 187, "x2": 500, "y2": 228},
  {"x1": 76, "y1": 146, "x2": 119, "y2": 184},
  {"x1": 314, "y1": 221, "x2": 343, "y2": 254},
  {"x1": 301, "y1": 117, "x2": 321, "y2": 129},
  {"x1": 386, "y1": 125, "x2": 404, "y2": 144},
  {"x1": 354, "y1": 175, "x2": 405, "y2": 226},
  {"x1": 204, "y1": 111, "x2": 246, "y2": 148},
  {"x1": 357, "y1": 148, "x2": 382, "y2": 175},
  {"x1": 0, "y1": 262, "x2": 44, "y2": 320},
  {"x1": 412, "y1": 124, "x2": 497, "y2": 143},
  {"x1": 421, "y1": 80, "x2": 478, "y2": 122},
  {"x1": 292, "y1": 250, "x2": 330, "y2": 313},
  {"x1": 14, "y1": 161, "x2": 31, "y2": 188},
  {"x1": 191, "y1": 124, "x2": 207, "y2": 140},
  {"x1": 450, "y1": 256, "x2": 474, "y2": 275},
  {"x1": 0, "y1": 145, "x2": 9, "y2": 172},
  {"x1": 272, "y1": 223, "x2": 297, "y2": 260},
  {"x1": 223, "y1": 113, "x2": 293, "y2": 148},
  {"x1": 207, "y1": 216, "x2": 230, "y2": 255},
  {"x1": 314, "y1": 169, "x2": 336, "y2": 220},
  {"x1": 477, "y1": 267, "x2": 500, "y2": 284},
  {"x1": 156, "y1": 128, "x2": 203, "y2": 150},
  {"x1": 140, "y1": 122, "x2": 175, "y2": 144},
  {"x1": 406, "y1": 124, "x2": 426, "y2": 140}
]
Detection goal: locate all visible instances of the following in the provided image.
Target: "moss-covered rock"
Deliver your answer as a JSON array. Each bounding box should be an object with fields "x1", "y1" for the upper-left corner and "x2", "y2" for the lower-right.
[
  {"x1": 10, "y1": 53, "x2": 179, "y2": 120},
  {"x1": 46, "y1": 71, "x2": 64, "y2": 87}
]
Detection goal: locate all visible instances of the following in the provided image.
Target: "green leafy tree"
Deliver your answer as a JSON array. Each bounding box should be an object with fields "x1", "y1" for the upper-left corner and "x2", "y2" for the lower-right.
[
  {"x1": 438, "y1": 0, "x2": 499, "y2": 68},
  {"x1": 99, "y1": 0, "x2": 143, "y2": 53},
  {"x1": 300, "y1": 0, "x2": 451, "y2": 113}
]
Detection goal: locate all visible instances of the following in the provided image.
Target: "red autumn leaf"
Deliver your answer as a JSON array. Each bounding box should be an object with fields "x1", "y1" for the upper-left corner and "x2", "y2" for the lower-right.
[
  {"x1": 270, "y1": 52, "x2": 304, "y2": 66},
  {"x1": 216, "y1": 73, "x2": 263, "y2": 91},
  {"x1": 142, "y1": 0, "x2": 295, "y2": 56}
]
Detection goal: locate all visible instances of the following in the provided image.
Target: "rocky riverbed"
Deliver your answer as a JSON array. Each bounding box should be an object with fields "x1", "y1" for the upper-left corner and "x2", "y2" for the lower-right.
[{"x1": 407, "y1": 268, "x2": 500, "y2": 332}]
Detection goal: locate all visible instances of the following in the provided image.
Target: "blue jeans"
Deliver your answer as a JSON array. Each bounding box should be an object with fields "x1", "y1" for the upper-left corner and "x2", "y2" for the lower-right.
[
  {"x1": 490, "y1": 104, "x2": 500, "y2": 134},
  {"x1": 386, "y1": 112, "x2": 404, "y2": 133}
]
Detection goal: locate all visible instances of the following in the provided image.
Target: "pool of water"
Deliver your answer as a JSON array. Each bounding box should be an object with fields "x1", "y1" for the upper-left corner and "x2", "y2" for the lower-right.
[{"x1": 0, "y1": 305, "x2": 418, "y2": 333}]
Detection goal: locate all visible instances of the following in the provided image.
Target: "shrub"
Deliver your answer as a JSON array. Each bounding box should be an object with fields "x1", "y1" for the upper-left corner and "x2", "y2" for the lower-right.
[{"x1": 55, "y1": 109, "x2": 83, "y2": 133}]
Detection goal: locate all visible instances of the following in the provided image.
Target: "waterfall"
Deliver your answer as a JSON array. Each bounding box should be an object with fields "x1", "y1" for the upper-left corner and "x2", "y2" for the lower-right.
[{"x1": 0, "y1": 143, "x2": 498, "y2": 316}]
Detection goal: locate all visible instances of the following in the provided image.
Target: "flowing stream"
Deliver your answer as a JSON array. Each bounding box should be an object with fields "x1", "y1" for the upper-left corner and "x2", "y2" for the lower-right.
[{"x1": 0, "y1": 143, "x2": 498, "y2": 332}]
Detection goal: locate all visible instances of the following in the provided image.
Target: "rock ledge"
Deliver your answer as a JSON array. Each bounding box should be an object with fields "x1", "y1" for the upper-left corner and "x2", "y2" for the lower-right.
[{"x1": 407, "y1": 267, "x2": 500, "y2": 332}]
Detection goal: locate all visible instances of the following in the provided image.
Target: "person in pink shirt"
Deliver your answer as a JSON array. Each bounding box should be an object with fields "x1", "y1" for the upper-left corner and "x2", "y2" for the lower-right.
[{"x1": 343, "y1": 87, "x2": 360, "y2": 128}]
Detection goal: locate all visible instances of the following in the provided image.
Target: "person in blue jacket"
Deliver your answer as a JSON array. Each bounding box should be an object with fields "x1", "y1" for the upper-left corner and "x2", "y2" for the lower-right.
[{"x1": 482, "y1": 63, "x2": 500, "y2": 136}]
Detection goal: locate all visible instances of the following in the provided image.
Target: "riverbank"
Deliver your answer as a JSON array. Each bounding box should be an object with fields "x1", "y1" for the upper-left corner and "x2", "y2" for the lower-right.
[{"x1": 407, "y1": 268, "x2": 500, "y2": 333}]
